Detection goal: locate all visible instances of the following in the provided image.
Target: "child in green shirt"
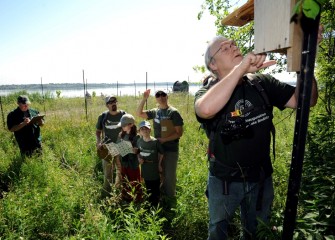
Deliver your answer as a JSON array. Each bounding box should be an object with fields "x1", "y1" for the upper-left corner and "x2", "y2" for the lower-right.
[{"x1": 137, "y1": 120, "x2": 164, "y2": 206}]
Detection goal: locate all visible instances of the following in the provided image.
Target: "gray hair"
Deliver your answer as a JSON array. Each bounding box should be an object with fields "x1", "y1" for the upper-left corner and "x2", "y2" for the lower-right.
[{"x1": 205, "y1": 36, "x2": 228, "y2": 76}]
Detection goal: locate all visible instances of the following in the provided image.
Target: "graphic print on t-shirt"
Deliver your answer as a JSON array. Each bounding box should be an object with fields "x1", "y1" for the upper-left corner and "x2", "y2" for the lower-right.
[
  {"x1": 105, "y1": 120, "x2": 121, "y2": 129},
  {"x1": 233, "y1": 98, "x2": 270, "y2": 127},
  {"x1": 234, "y1": 99, "x2": 252, "y2": 117}
]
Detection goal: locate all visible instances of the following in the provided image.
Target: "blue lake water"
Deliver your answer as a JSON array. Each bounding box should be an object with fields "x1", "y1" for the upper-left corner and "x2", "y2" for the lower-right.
[
  {"x1": 1, "y1": 80, "x2": 295, "y2": 98},
  {"x1": 1, "y1": 83, "x2": 203, "y2": 98}
]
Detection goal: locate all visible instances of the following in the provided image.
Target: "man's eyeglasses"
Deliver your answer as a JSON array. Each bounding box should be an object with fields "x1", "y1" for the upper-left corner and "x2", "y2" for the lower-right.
[
  {"x1": 209, "y1": 40, "x2": 237, "y2": 63},
  {"x1": 155, "y1": 92, "x2": 167, "y2": 98}
]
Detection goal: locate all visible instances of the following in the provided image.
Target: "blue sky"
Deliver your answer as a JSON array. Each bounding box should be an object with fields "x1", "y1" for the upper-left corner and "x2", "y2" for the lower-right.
[{"x1": 0, "y1": 0, "x2": 219, "y2": 85}]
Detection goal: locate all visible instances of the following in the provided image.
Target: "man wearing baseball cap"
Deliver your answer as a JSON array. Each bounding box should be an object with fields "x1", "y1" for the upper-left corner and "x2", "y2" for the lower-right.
[
  {"x1": 136, "y1": 89, "x2": 184, "y2": 212},
  {"x1": 7, "y1": 95, "x2": 44, "y2": 157},
  {"x1": 96, "y1": 95, "x2": 126, "y2": 196}
]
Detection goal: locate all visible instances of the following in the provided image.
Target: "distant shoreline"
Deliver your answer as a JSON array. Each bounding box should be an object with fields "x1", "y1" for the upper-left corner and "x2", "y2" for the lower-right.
[
  {"x1": 0, "y1": 82, "x2": 204, "y2": 97},
  {"x1": 0, "y1": 82, "x2": 203, "y2": 91},
  {"x1": 0, "y1": 81, "x2": 295, "y2": 98},
  {"x1": 0, "y1": 80, "x2": 295, "y2": 91}
]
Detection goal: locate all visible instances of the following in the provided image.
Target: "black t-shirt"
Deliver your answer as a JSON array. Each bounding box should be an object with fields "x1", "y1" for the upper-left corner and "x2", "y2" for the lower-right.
[
  {"x1": 96, "y1": 110, "x2": 126, "y2": 143},
  {"x1": 195, "y1": 74, "x2": 295, "y2": 181},
  {"x1": 7, "y1": 107, "x2": 42, "y2": 152}
]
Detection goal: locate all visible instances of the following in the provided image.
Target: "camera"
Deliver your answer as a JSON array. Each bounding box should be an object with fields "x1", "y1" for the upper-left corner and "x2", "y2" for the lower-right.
[{"x1": 220, "y1": 116, "x2": 250, "y2": 143}]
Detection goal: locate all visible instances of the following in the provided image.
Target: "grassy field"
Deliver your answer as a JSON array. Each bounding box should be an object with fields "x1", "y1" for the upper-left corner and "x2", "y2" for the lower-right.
[{"x1": 0, "y1": 92, "x2": 298, "y2": 239}]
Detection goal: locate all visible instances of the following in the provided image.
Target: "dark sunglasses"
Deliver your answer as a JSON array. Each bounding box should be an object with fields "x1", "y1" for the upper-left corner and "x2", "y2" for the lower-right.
[
  {"x1": 155, "y1": 92, "x2": 167, "y2": 98},
  {"x1": 107, "y1": 100, "x2": 117, "y2": 105}
]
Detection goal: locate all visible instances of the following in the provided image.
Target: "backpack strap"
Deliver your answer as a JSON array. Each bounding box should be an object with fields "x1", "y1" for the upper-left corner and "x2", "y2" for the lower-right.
[
  {"x1": 245, "y1": 74, "x2": 271, "y2": 107},
  {"x1": 102, "y1": 110, "x2": 109, "y2": 125},
  {"x1": 102, "y1": 110, "x2": 126, "y2": 125},
  {"x1": 245, "y1": 74, "x2": 276, "y2": 160}
]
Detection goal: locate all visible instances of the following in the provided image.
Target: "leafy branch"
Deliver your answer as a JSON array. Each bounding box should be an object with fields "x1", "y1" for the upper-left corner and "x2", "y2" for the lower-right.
[{"x1": 292, "y1": 0, "x2": 326, "y2": 20}]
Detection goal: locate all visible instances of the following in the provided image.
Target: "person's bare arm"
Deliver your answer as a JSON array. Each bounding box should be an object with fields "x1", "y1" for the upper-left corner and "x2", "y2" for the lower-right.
[
  {"x1": 195, "y1": 54, "x2": 276, "y2": 119},
  {"x1": 136, "y1": 89, "x2": 150, "y2": 119},
  {"x1": 285, "y1": 77, "x2": 318, "y2": 109},
  {"x1": 96, "y1": 129, "x2": 102, "y2": 149},
  {"x1": 9, "y1": 118, "x2": 30, "y2": 132}
]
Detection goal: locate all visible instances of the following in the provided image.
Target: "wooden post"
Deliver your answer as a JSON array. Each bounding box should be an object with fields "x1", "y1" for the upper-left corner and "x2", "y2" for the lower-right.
[
  {"x1": 145, "y1": 72, "x2": 148, "y2": 110},
  {"x1": 40, "y1": 77, "x2": 46, "y2": 115},
  {"x1": 187, "y1": 76, "x2": 190, "y2": 114},
  {"x1": 0, "y1": 96, "x2": 5, "y2": 129},
  {"x1": 83, "y1": 70, "x2": 88, "y2": 122}
]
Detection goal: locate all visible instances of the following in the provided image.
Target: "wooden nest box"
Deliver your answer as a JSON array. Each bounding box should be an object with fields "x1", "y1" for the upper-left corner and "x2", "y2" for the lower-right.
[{"x1": 221, "y1": 0, "x2": 302, "y2": 72}]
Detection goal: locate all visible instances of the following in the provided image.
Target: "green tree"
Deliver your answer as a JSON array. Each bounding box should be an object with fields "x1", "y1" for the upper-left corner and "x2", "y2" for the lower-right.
[{"x1": 301, "y1": 1, "x2": 335, "y2": 238}]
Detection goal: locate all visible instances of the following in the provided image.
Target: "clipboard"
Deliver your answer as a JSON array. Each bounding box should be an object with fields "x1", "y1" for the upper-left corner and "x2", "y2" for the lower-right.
[
  {"x1": 29, "y1": 115, "x2": 45, "y2": 125},
  {"x1": 160, "y1": 119, "x2": 175, "y2": 138},
  {"x1": 105, "y1": 141, "x2": 134, "y2": 157}
]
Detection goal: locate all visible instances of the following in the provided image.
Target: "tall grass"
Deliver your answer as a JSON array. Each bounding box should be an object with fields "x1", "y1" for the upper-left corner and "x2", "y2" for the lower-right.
[{"x1": 0, "y1": 92, "x2": 304, "y2": 239}]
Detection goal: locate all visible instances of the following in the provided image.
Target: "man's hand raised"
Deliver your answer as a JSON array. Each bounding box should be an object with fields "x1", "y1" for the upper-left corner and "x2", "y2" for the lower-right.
[
  {"x1": 238, "y1": 53, "x2": 276, "y2": 74},
  {"x1": 143, "y1": 89, "x2": 151, "y2": 100}
]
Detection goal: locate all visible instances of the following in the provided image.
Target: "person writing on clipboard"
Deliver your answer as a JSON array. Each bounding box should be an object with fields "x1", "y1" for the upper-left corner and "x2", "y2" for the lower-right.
[
  {"x1": 7, "y1": 95, "x2": 44, "y2": 157},
  {"x1": 136, "y1": 89, "x2": 184, "y2": 212}
]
